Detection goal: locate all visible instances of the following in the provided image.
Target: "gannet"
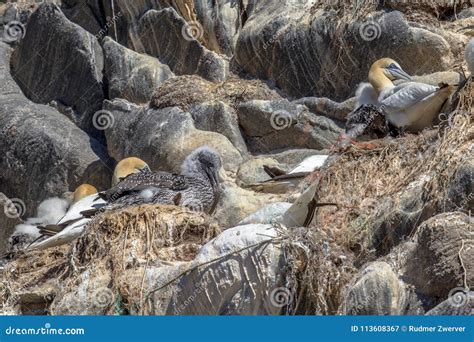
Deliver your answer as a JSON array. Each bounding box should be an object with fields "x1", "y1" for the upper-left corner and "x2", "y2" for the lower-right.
[
  {"x1": 29, "y1": 184, "x2": 103, "y2": 250},
  {"x1": 112, "y1": 157, "x2": 151, "y2": 186},
  {"x1": 357, "y1": 58, "x2": 456, "y2": 132},
  {"x1": 91, "y1": 147, "x2": 222, "y2": 214}
]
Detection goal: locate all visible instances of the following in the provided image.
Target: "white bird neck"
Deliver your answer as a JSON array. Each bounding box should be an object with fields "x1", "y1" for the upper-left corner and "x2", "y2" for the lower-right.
[{"x1": 368, "y1": 68, "x2": 394, "y2": 95}]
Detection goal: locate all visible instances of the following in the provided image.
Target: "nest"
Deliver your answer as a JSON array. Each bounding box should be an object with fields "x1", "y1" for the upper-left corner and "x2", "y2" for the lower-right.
[
  {"x1": 283, "y1": 79, "x2": 473, "y2": 314},
  {"x1": 1, "y1": 205, "x2": 220, "y2": 314}
]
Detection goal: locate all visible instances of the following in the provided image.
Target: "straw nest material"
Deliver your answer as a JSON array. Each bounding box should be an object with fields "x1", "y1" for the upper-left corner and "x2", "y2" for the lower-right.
[
  {"x1": 1, "y1": 205, "x2": 220, "y2": 314},
  {"x1": 283, "y1": 79, "x2": 473, "y2": 315}
]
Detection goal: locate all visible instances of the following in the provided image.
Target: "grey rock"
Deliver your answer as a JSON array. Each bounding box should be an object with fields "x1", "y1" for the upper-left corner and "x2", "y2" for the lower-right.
[
  {"x1": 238, "y1": 99, "x2": 342, "y2": 153},
  {"x1": 294, "y1": 97, "x2": 356, "y2": 122},
  {"x1": 61, "y1": 0, "x2": 104, "y2": 38},
  {"x1": 103, "y1": 99, "x2": 243, "y2": 173},
  {"x1": 10, "y1": 3, "x2": 105, "y2": 139},
  {"x1": 235, "y1": 8, "x2": 454, "y2": 100},
  {"x1": 344, "y1": 262, "x2": 423, "y2": 315},
  {"x1": 166, "y1": 224, "x2": 287, "y2": 315},
  {"x1": 238, "y1": 202, "x2": 292, "y2": 226},
  {"x1": 0, "y1": 193, "x2": 21, "y2": 255},
  {"x1": 135, "y1": 8, "x2": 228, "y2": 82},
  {"x1": 402, "y1": 212, "x2": 473, "y2": 299},
  {"x1": 425, "y1": 291, "x2": 474, "y2": 315},
  {"x1": 444, "y1": 158, "x2": 474, "y2": 212},
  {"x1": 0, "y1": 41, "x2": 111, "y2": 220},
  {"x1": 189, "y1": 101, "x2": 248, "y2": 156},
  {"x1": 103, "y1": 37, "x2": 174, "y2": 104},
  {"x1": 237, "y1": 157, "x2": 286, "y2": 185}
]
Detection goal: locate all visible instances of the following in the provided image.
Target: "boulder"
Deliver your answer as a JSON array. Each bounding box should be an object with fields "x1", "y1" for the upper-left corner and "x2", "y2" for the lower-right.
[
  {"x1": 0, "y1": 41, "x2": 111, "y2": 219},
  {"x1": 0, "y1": 193, "x2": 22, "y2": 255},
  {"x1": 237, "y1": 100, "x2": 342, "y2": 153},
  {"x1": 237, "y1": 157, "x2": 287, "y2": 185},
  {"x1": 238, "y1": 202, "x2": 292, "y2": 226},
  {"x1": 344, "y1": 262, "x2": 423, "y2": 315},
  {"x1": 235, "y1": 7, "x2": 454, "y2": 100},
  {"x1": 425, "y1": 290, "x2": 474, "y2": 315},
  {"x1": 189, "y1": 101, "x2": 248, "y2": 156},
  {"x1": 10, "y1": 3, "x2": 105, "y2": 139},
  {"x1": 166, "y1": 224, "x2": 287, "y2": 315},
  {"x1": 135, "y1": 8, "x2": 228, "y2": 82},
  {"x1": 293, "y1": 97, "x2": 356, "y2": 122},
  {"x1": 103, "y1": 37, "x2": 174, "y2": 104},
  {"x1": 214, "y1": 183, "x2": 285, "y2": 228},
  {"x1": 103, "y1": 99, "x2": 243, "y2": 173},
  {"x1": 402, "y1": 212, "x2": 473, "y2": 299}
]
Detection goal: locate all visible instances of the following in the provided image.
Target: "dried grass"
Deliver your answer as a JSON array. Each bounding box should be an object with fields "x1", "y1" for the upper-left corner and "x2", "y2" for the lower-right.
[{"x1": 1, "y1": 204, "x2": 220, "y2": 314}]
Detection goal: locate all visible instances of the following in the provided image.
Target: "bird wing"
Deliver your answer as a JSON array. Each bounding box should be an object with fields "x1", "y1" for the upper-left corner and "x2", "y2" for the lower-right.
[
  {"x1": 380, "y1": 82, "x2": 438, "y2": 112},
  {"x1": 104, "y1": 172, "x2": 189, "y2": 202}
]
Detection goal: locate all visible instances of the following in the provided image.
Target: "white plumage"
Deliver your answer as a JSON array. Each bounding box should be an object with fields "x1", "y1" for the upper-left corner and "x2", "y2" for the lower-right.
[
  {"x1": 29, "y1": 194, "x2": 106, "y2": 250},
  {"x1": 289, "y1": 155, "x2": 328, "y2": 173}
]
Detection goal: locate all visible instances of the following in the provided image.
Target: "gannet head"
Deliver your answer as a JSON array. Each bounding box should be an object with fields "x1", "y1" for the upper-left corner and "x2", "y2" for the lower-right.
[
  {"x1": 73, "y1": 184, "x2": 98, "y2": 203},
  {"x1": 181, "y1": 146, "x2": 222, "y2": 191},
  {"x1": 112, "y1": 157, "x2": 151, "y2": 186},
  {"x1": 370, "y1": 58, "x2": 412, "y2": 82}
]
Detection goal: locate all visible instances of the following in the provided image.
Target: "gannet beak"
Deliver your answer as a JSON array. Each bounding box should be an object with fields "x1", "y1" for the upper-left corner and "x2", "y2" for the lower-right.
[{"x1": 389, "y1": 67, "x2": 412, "y2": 81}]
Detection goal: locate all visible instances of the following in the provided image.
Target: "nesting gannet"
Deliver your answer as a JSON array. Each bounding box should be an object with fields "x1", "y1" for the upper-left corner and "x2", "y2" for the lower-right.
[
  {"x1": 29, "y1": 184, "x2": 103, "y2": 250},
  {"x1": 112, "y1": 157, "x2": 151, "y2": 186},
  {"x1": 7, "y1": 197, "x2": 71, "y2": 254},
  {"x1": 92, "y1": 147, "x2": 222, "y2": 214},
  {"x1": 358, "y1": 58, "x2": 456, "y2": 132}
]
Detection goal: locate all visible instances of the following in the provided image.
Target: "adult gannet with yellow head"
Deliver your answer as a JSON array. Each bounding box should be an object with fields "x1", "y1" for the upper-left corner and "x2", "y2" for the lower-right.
[
  {"x1": 112, "y1": 157, "x2": 151, "y2": 186},
  {"x1": 358, "y1": 58, "x2": 456, "y2": 132},
  {"x1": 30, "y1": 157, "x2": 150, "y2": 250}
]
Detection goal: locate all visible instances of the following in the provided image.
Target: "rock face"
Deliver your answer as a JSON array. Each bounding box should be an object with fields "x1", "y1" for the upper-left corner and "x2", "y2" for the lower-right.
[
  {"x1": 0, "y1": 193, "x2": 22, "y2": 255},
  {"x1": 235, "y1": 7, "x2": 454, "y2": 100},
  {"x1": 402, "y1": 212, "x2": 473, "y2": 299},
  {"x1": 238, "y1": 100, "x2": 342, "y2": 153},
  {"x1": 103, "y1": 99, "x2": 243, "y2": 172},
  {"x1": 10, "y1": 3, "x2": 105, "y2": 139},
  {"x1": 135, "y1": 8, "x2": 228, "y2": 82},
  {"x1": 0, "y1": 41, "x2": 110, "y2": 219},
  {"x1": 189, "y1": 101, "x2": 248, "y2": 156},
  {"x1": 103, "y1": 37, "x2": 174, "y2": 104},
  {"x1": 166, "y1": 224, "x2": 286, "y2": 315},
  {"x1": 344, "y1": 262, "x2": 422, "y2": 315}
]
